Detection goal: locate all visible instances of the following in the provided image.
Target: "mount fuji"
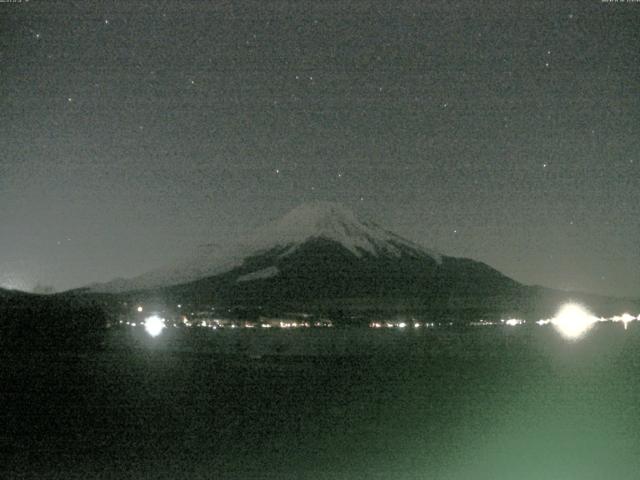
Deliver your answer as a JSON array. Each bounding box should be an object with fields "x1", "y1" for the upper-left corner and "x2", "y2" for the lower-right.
[
  {"x1": 90, "y1": 202, "x2": 446, "y2": 293},
  {"x1": 85, "y1": 202, "x2": 531, "y2": 316}
]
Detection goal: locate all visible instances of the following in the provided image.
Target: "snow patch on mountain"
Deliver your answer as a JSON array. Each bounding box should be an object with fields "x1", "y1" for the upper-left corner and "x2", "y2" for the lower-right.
[{"x1": 237, "y1": 266, "x2": 279, "y2": 283}]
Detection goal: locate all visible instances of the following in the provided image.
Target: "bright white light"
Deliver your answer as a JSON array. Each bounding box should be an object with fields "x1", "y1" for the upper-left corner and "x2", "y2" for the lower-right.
[
  {"x1": 144, "y1": 315, "x2": 165, "y2": 337},
  {"x1": 552, "y1": 303, "x2": 596, "y2": 340},
  {"x1": 505, "y1": 318, "x2": 523, "y2": 326},
  {"x1": 617, "y1": 313, "x2": 635, "y2": 330},
  {"x1": 398, "y1": 322, "x2": 407, "y2": 328},
  {"x1": 137, "y1": 306, "x2": 143, "y2": 313}
]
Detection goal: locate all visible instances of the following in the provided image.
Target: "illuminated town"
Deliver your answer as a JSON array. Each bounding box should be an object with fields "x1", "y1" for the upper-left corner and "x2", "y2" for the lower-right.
[{"x1": 118, "y1": 302, "x2": 640, "y2": 343}]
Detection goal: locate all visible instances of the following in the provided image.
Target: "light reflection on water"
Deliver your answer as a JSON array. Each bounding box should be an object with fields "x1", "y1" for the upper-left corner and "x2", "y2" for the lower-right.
[
  {"x1": 109, "y1": 325, "x2": 640, "y2": 479},
  {"x1": 11, "y1": 312, "x2": 640, "y2": 480}
]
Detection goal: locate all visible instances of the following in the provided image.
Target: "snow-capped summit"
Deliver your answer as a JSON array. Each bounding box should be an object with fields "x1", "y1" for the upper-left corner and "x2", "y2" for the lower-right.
[
  {"x1": 244, "y1": 201, "x2": 441, "y2": 260},
  {"x1": 88, "y1": 201, "x2": 441, "y2": 293}
]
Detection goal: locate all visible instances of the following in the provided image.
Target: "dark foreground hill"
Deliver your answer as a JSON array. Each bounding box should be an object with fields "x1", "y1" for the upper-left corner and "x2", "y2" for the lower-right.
[{"x1": 0, "y1": 289, "x2": 107, "y2": 352}]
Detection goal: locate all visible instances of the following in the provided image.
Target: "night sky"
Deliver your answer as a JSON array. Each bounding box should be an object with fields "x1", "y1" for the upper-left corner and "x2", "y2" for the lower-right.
[{"x1": 1, "y1": 1, "x2": 638, "y2": 297}]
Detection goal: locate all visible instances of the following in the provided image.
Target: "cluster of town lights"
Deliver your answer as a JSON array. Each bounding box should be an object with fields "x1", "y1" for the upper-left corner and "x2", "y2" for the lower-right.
[
  {"x1": 131, "y1": 303, "x2": 638, "y2": 340},
  {"x1": 503, "y1": 303, "x2": 639, "y2": 340},
  {"x1": 369, "y1": 321, "x2": 437, "y2": 329},
  {"x1": 128, "y1": 314, "x2": 334, "y2": 337},
  {"x1": 368, "y1": 304, "x2": 638, "y2": 341},
  {"x1": 543, "y1": 304, "x2": 638, "y2": 339}
]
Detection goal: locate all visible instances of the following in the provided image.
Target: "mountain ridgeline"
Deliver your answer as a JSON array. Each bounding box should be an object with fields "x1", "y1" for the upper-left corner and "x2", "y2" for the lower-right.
[{"x1": 78, "y1": 201, "x2": 640, "y2": 321}]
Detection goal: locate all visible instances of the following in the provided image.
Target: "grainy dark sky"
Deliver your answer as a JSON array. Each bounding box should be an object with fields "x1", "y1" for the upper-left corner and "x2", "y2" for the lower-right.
[{"x1": 1, "y1": 0, "x2": 638, "y2": 297}]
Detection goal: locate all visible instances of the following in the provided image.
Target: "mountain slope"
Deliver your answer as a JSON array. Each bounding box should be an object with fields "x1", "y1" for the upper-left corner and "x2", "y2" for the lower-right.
[
  {"x1": 161, "y1": 236, "x2": 523, "y2": 309},
  {"x1": 88, "y1": 202, "x2": 444, "y2": 294},
  {"x1": 82, "y1": 202, "x2": 527, "y2": 318},
  {"x1": 82, "y1": 202, "x2": 640, "y2": 319}
]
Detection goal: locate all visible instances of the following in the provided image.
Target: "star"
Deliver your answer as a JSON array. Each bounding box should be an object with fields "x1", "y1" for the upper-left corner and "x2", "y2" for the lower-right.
[{"x1": 104, "y1": 19, "x2": 110, "y2": 25}]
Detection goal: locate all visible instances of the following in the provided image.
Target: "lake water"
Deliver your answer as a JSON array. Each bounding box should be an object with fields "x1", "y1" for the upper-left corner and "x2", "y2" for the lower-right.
[{"x1": 3, "y1": 324, "x2": 640, "y2": 479}]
